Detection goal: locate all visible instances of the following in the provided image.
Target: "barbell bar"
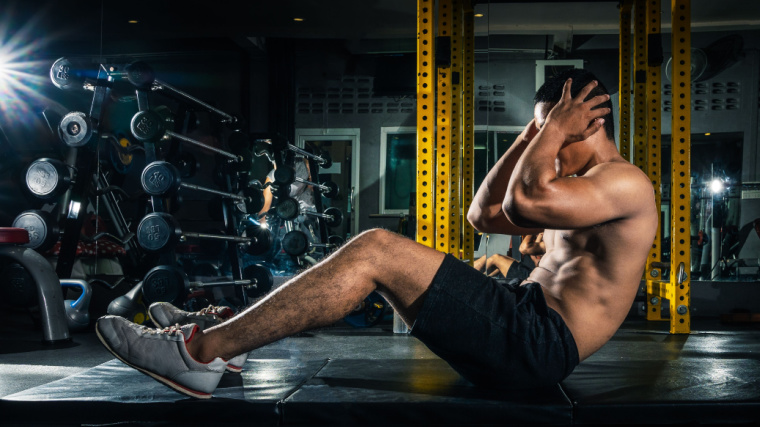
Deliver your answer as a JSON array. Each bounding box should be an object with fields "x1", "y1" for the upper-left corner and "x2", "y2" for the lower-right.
[
  {"x1": 136, "y1": 212, "x2": 272, "y2": 255},
  {"x1": 140, "y1": 161, "x2": 264, "y2": 214}
]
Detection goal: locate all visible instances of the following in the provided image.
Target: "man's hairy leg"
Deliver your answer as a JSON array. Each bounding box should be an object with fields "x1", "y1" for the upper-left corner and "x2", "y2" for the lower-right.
[{"x1": 188, "y1": 228, "x2": 446, "y2": 363}]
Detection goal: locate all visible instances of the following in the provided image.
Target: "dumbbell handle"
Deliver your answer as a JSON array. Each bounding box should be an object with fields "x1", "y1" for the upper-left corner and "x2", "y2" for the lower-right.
[
  {"x1": 181, "y1": 231, "x2": 255, "y2": 244},
  {"x1": 295, "y1": 177, "x2": 330, "y2": 193},
  {"x1": 188, "y1": 279, "x2": 252, "y2": 288},
  {"x1": 166, "y1": 131, "x2": 241, "y2": 162},
  {"x1": 178, "y1": 182, "x2": 245, "y2": 201},
  {"x1": 151, "y1": 79, "x2": 237, "y2": 124}
]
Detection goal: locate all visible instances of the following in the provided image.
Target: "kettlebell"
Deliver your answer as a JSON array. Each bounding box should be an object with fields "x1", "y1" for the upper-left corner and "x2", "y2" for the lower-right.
[
  {"x1": 107, "y1": 282, "x2": 149, "y2": 325},
  {"x1": 60, "y1": 279, "x2": 92, "y2": 332}
]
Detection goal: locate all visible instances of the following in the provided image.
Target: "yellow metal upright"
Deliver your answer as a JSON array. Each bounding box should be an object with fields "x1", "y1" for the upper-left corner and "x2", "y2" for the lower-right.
[
  {"x1": 644, "y1": 0, "x2": 665, "y2": 321},
  {"x1": 668, "y1": 0, "x2": 692, "y2": 333},
  {"x1": 618, "y1": 0, "x2": 633, "y2": 162},
  {"x1": 435, "y1": 0, "x2": 454, "y2": 253},
  {"x1": 416, "y1": 0, "x2": 435, "y2": 248},
  {"x1": 632, "y1": 0, "x2": 648, "y2": 173},
  {"x1": 448, "y1": 0, "x2": 463, "y2": 256},
  {"x1": 461, "y1": 2, "x2": 475, "y2": 266}
]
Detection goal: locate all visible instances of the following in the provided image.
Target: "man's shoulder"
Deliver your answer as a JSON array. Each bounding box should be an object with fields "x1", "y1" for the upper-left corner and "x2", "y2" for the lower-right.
[{"x1": 586, "y1": 159, "x2": 650, "y2": 186}]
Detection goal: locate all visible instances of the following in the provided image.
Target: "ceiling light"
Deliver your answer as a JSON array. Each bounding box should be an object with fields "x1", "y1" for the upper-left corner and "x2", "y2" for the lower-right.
[
  {"x1": 474, "y1": 13, "x2": 484, "y2": 18},
  {"x1": 128, "y1": 20, "x2": 138, "y2": 24},
  {"x1": 293, "y1": 18, "x2": 304, "y2": 22},
  {"x1": 704, "y1": 132, "x2": 711, "y2": 136}
]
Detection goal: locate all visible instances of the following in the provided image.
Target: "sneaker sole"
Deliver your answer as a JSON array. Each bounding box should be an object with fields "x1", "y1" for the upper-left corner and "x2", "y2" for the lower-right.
[{"x1": 95, "y1": 323, "x2": 213, "y2": 399}]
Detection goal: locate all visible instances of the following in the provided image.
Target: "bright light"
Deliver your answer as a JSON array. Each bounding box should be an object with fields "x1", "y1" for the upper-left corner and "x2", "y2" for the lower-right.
[
  {"x1": 710, "y1": 179, "x2": 724, "y2": 194},
  {"x1": 128, "y1": 20, "x2": 139, "y2": 24},
  {"x1": 474, "y1": 13, "x2": 484, "y2": 17},
  {"x1": 293, "y1": 18, "x2": 304, "y2": 22},
  {"x1": 0, "y1": 5, "x2": 61, "y2": 127}
]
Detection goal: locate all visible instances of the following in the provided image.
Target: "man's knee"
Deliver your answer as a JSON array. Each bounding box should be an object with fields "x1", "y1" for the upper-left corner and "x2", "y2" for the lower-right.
[{"x1": 351, "y1": 228, "x2": 398, "y2": 250}]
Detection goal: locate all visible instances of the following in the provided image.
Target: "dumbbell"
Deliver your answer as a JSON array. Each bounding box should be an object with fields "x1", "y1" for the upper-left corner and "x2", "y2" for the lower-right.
[
  {"x1": 255, "y1": 136, "x2": 332, "y2": 169},
  {"x1": 136, "y1": 212, "x2": 272, "y2": 256},
  {"x1": 129, "y1": 109, "x2": 251, "y2": 172},
  {"x1": 24, "y1": 158, "x2": 74, "y2": 200},
  {"x1": 141, "y1": 264, "x2": 273, "y2": 304},
  {"x1": 275, "y1": 198, "x2": 343, "y2": 228},
  {"x1": 273, "y1": 166, "x2": 339, "y2": 199},
  {"x1": 140, "y1": 161, "x2": 264, "y2": 214},
  {"x1": 50, "y1": 58, "x2": 240, "y2": 128},
  {"x1": 58, "y1": 111, "x2": 94, "y2": 147},
  {"x1": 12, "y1": 210, "x2": 60, "y2": 252},
  {"x1": 281, "y1": 230, "x2": 341, "y2": 257}
]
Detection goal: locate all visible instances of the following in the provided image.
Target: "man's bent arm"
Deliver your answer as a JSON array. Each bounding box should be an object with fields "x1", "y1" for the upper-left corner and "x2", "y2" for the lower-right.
[
  {"x1": 468, "y1": 119, "x2": 543, "y2": 235},
  {"x1": 504, "y1": 80, "x2": 647, "y2": 229}
]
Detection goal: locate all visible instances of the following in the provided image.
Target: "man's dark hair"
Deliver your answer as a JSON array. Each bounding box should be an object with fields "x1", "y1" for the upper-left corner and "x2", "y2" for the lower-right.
[{"x1": 534, "y1": 68, "x2": 615, "y2": 142}]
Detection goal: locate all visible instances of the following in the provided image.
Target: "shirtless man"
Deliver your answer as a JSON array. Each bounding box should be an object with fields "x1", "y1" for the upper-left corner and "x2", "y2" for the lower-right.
[{"x1": 96, "y1": 69, "x2": 657, "y2": 398}]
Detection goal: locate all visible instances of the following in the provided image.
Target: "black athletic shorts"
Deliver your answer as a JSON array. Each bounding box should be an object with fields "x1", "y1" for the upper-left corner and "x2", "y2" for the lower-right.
[{"x1": 410, "y1": 254, "x2": 580, "y2": 390}]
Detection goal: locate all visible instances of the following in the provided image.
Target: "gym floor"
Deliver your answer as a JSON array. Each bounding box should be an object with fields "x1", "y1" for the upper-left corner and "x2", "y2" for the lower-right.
[{"x1": 1, "y1": 306, "x2": 759, "y2": 426}]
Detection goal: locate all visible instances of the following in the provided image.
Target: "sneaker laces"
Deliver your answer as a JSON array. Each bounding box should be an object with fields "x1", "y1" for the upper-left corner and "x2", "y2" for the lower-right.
[
  {"x1": 146, "y1": 323, "x2": 184, "y2": 337},
  {"x1": 197, "y1": 305, "x2": 223, "y2": 316}
]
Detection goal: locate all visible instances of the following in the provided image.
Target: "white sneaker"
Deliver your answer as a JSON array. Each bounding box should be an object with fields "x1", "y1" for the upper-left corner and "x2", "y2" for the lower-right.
[
  {"x1": 96, "y1": 315, "x2": 226, "y2": 399},
  {"x1": 148, "y1": 302, "x2": 248, "y2": 373}
]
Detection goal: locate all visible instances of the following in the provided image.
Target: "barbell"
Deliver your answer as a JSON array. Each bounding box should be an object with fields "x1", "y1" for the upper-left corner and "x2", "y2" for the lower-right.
[
  {"x1": 141, "y1": 264, "x2": 273, "y2": 305},
  {"x1": 140, "y1": 161, "x2": 264, "y2": 214},
  {"x1": 273, "y1": 166, "x2": 339, "y2": 199},
  {"x1": 130, "y1": 110, "x2": 251, "y2": 172},
  {"x1": 281, "y1": 230, "x2": 340, "y2": 257},
  {"x1": 136, "y1": 212, "x2": 272, "y2": 255},
  {"x1": 274, "y1": 198, "x2": 343, "y2": 228}
]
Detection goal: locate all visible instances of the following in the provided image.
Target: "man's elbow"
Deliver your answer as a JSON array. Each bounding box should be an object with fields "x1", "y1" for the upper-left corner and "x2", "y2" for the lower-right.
[
  {"x1": 467, "y1": 207, "x2": 487, "y2": 232},
  {"x1": 502, "y1": 195, "x2": 532, "y2": 228}
]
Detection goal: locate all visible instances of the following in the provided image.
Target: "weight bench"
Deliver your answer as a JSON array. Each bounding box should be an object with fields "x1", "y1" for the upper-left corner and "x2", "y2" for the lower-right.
[{"x1": 0, "y1": 227, "x2": 69, "y2": 343}]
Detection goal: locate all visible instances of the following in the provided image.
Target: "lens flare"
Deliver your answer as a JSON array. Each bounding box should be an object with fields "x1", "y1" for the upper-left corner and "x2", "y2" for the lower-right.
[{"x1": 0, "y1": 2, "x2": 66, "y2": 127}]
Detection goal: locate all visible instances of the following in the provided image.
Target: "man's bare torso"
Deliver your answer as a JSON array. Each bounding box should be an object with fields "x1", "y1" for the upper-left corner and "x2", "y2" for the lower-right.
[{"x1": 524, "y1": 182, "x2": 658, "y2": 361}]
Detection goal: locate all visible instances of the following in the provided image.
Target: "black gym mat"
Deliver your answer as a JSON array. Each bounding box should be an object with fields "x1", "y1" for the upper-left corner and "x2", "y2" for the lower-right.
[
  {"x1": 561, "y1": 331, "x2": 760, "y2": 425},
  {"x1": 1, "y1": 358, "x2": 327, "y2": 426},
  {"x1": 281, "y1": 358, "x2": 574, "y2": 426}
]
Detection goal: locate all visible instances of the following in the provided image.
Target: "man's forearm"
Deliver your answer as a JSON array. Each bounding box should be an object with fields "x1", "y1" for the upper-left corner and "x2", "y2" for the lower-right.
[{"x1": 469, "y1": 121, "x2": 538, "y2": 232}]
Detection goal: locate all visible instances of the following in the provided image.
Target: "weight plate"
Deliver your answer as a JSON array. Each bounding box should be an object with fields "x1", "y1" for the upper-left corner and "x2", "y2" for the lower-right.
[
  {"x1": 321, "y1": 181, "x2": 339, "y2": 199},
  {"x1": 130, "y1": 110, "x2": 165, "y2": 142},
  {"x1": 244, "y1": 226, "x2": 273, "y2": 256},
  {"x1": 324, "y1": 207, "x2": 343, "y2": 228},
  {"x1": 274, "y1": 167, "x2": 295, "y2": 185},
  {"x1": 141, "y1": 161, "x2": 180, "y2": 197},
  {"x1": 236, "y1": 187, "x2": 265, "y2": 215},
  {"x1": 25, "y1": 158, "x2": 70, "y2": 199},
  {"x1": 281, "y1": 230, "x2": 308, "y2": 256},
  {"x1": 12, "y1": 210, "x2": 57, "y2": 251},
  {"x1": 50, "y1": 57, "x2": 85, "y2": 91},
  {"x1": 142, "y1": 265, "x2": 186, "y2": 305},
  {"x1": 125, "y1": 61, "x2": 155, "y2": 89},
  {"x1": 58, "y1": 111, "x2": 93, "y2": 147},
  {"x1": 275, "y1": 197, "x2": 300, "y2": 221},
  {"x1": 136, "y1": 213, "x2": 177, "y2": 253},
  {"x1": 319, "y1": 151, "x2": 333, "y2": 169},
  {"x1": 242, "y1": 264, "x2": 273, "y2": 299}
]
